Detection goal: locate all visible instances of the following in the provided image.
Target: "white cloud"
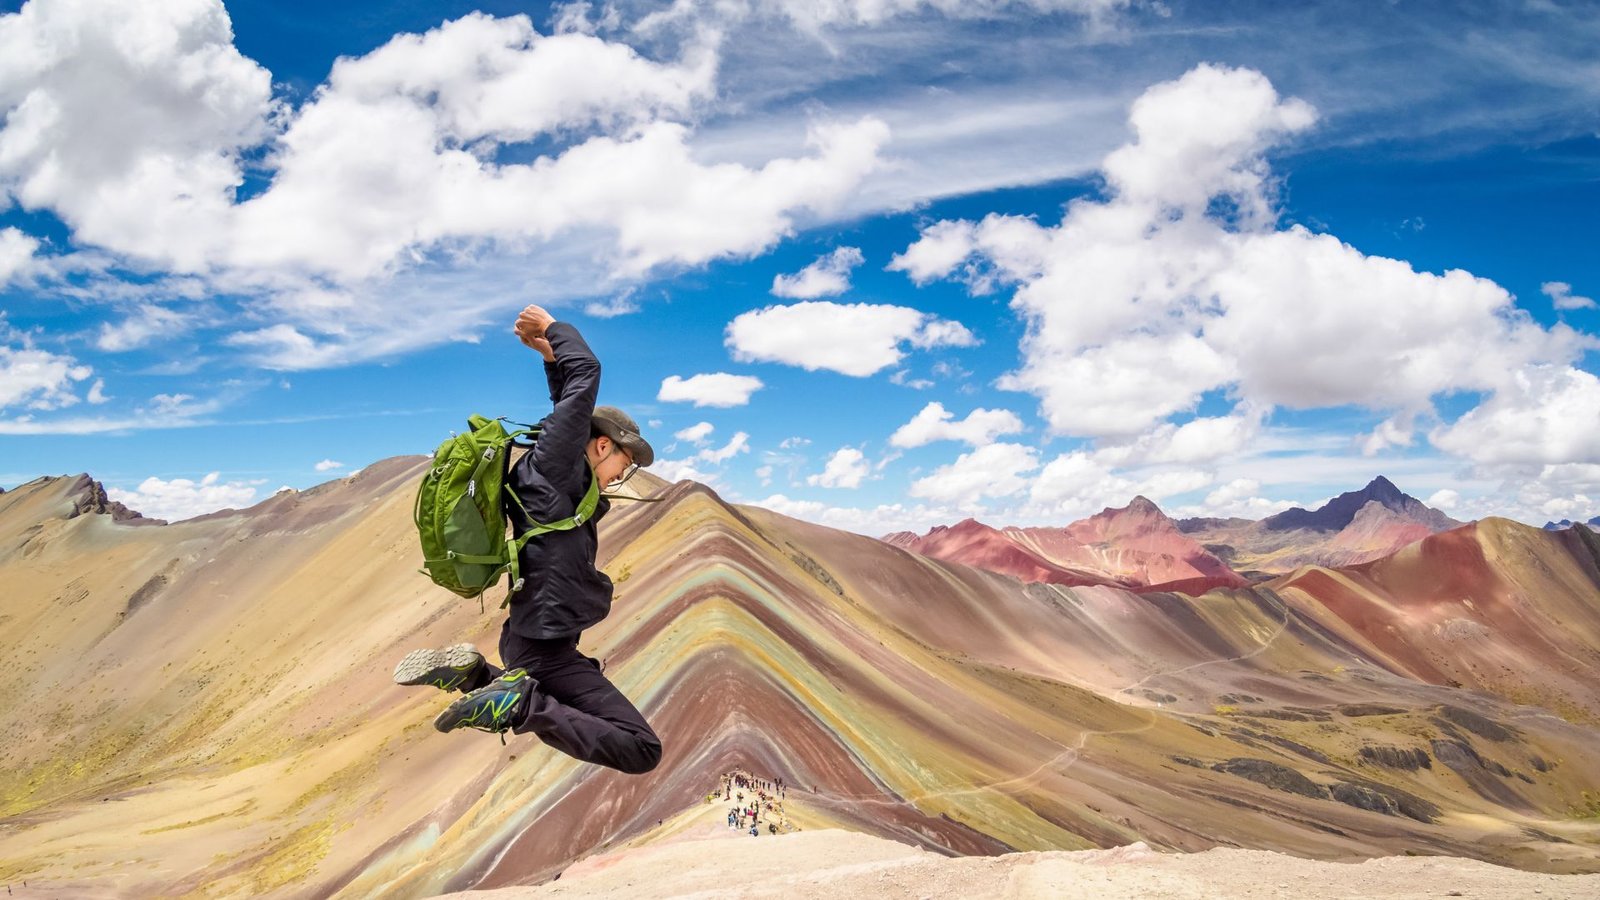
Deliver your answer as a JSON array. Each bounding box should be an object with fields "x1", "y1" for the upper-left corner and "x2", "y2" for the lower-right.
[
  {"x1": 652, "y1": 428, "x2": 750, "y2": 484},
  {"x1": 698, "y1": 431, "x2": 750, "y2": 464},
  {"x1": 674, "y1": 421, "x2": 715, "y2": 444},
  {"x1": 667, "y1": 0, "x2": 1133, "y2": 42},
  {"x1": 1430, "y1": 365, "x2": 1600, "y2": 464},
  {"x1": 890, "y1": 62, "x2": 1597, "y2": 470},
  {"x1": 648, "y1": 456, "x2": 722, "y2": 487},
  {"x1": 1358, "y1": 413, "x2": 1416, "y2": 457},
  {"x1": 85, "y1": 378, "x2": 108, "y2": 404},
  {"x1": 0, "y1": 3, "x2": 895, "y2": 370},
  {"x1": 888, "y1": 369, "x2": 933, "y2": 389},
  {"x1": 1019, "y1": 449, "x2": 1212, "y2": 521},
  {"x1": 1091, "y1": 408, "x2": 1262, "y2": 466},
  {"x1": 314, "y1": 459, "x2": 345, "y2": 472},
  {"x1": 0, "y1": 0, "x2": 276, "y2": 271},
  {"x1": 106, "y1": 471, "x2": 258, "y2": 521},
  {"x1": 779, "y1": 436, "x2": 811, "y2": 448},
  {"x1": 726, "y1": 300, "x2": 976, "y2": 376},
  {"x1": 1542, "y1": 281, "x2": 1596, "y2": 310},
  {"x1": 909, "y1": 441, "x2": 1038, "y2": 507},
  {"x1": 658, "y1": 372, "x2": 764, "y2": 407},
  {"x1": 0, "y1": 338, "x2": 91, "y2": 411},
  {"x1": 1426, "y1": 488, "x2": 1460, "y2": 511},
  {"x1": 1172, "y1": 477, "x2": 1297, "y2": 520},
  {"x1": 889, "y1": 401, "x2": 1024, "y2": 448},
  {"x1": 747, "y1": 492, "x2": 957, "y2": 538},
  {"x1": 97, "y1": 304, "x2": 192, "y2": 352},
  {"x1": 584, "y1": 291, "x2": 641, "y2": 318},
  {"x1": 887, "y1": 219, "x2": 979, "y2": 285},
  {"x1": 807, "y1": 446, "x2": 870, "y2": 488},
  {"x1": 0, "y1": 228, "x2": 41, "y2": 285},
  {"x1": 771, "y1": 246, "x2": 864, "y2": 298}
]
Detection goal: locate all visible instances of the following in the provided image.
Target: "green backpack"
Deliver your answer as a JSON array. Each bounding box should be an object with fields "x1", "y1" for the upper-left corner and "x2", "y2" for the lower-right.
[{"x1": 414, "y1": 414, "x2": 599, "y2": 608}]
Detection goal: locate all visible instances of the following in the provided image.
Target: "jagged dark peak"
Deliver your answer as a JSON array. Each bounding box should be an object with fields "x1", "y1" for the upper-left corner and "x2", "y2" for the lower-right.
[
  {"x1": 1363, "y1": 475, "x2": 1404, "y2": 503},
  {"x1": 65, "y1": 474, "x2": 165, "y2": 526},
  {"x1": 1261, "y1": 476, "x2": 1455, "y2": 534}
]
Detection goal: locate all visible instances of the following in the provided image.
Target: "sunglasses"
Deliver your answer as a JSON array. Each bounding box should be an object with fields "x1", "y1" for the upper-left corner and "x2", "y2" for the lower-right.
[{"x1": 608, "y1": 447, "x2": 640, "y2": 487}]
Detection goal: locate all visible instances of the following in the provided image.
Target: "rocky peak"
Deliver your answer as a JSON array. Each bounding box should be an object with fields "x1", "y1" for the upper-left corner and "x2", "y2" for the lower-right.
[
  {"x1": 66, "y1": 474, "x2": 165, "y2": 525},
  {"x1": 1262, "y1": 476, "x2": 1456, "y2": 534}
]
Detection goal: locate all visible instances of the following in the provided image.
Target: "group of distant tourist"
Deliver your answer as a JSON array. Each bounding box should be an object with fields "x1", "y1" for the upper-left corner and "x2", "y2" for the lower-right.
[{"x1": 711, "y1": 770, "x2": 795, "y2": 836}]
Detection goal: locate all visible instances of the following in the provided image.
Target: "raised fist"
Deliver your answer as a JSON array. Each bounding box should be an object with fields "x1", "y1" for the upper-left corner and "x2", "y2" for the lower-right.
[{"x1": 513, "y1": 304, "x2": 555, "y2": 348}]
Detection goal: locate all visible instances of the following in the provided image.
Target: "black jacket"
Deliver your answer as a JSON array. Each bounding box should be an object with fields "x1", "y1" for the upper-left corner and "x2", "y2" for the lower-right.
[{"x1": 504, "y1": 321, "x2": 613, "y2": 639}]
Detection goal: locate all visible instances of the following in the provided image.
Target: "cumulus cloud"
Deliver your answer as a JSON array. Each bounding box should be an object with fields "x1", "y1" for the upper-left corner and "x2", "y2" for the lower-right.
[
  {"x1": 674, "y1": 421, "x2": 715, "y2": 444},
  {"x1": 807, "y1": 446, "x2": 871, "y2": 488},
  {"x1": 699, "y1": 431, "x2": 750, "y2": 464},
  {"x1": 747, "y1": 492, "x2": 957, "y2": 537},
  {"x1": 909, "y1": 441, "x2": 1039, "y2": 507},
  {"x1": 889, "y1": 401, "x2": 1024, "y2": 448},
  {"x1": 652, "y1": 429, "x2": 750, "y2": 484},
  {"x1": 0, "y1": 326, "x2": 91, "y2": 411},
  {"x1": 726, "y1": 300, "x2": 976, "y2": 376},
  {"x1": 890, "y1": 63, "x2": 1597, "y2": 470},
  {"x1": 1430, "y1": 365, "x2": 1600, "y2": 464},
  {"x1": 1020, "y1": 450, "x2": 1212, "y2": 521},
  {"x1": 106, "y1": 471, "x2": 258, "y2": 521},
  {"x1": 1091, "y1": 408, "x2": 1262, "y2": 466},
  {"x1": 771, "y1": 246, "x2": 864, "y2": 298},
  {"x1": 0, "y1": 228, "x2": 41, "y2": 285},
  {"x1": 0, "y1": 2, "x2": 894, "y2": 370},
  {"x1": 658, "y1": 372, "x2": 764, "y2": 407},
  {"x1": 97, "y1": 304, "x2": 193, "y2": 352},
  {"x1": 314, "y1": 459, "x2": 345, "y2": 472},
  {"x1": 1542, "y1": 281, "x2": 1596, "y2": 310},
  {"x1": 1173, "y1": 477, "x2": 1297, "y2": 520},
  {"x1": 0, "y1": 0, "x2": 276, "y2": 270},
  {"x1": 1426, "y1": 488, "x2": 1460, "y2": 511}
]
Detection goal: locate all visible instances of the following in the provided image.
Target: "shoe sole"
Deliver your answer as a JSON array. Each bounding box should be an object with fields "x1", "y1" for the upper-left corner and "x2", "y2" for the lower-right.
[{"x1": 394, "y1": 643, "x2": 483, "y2": 689}]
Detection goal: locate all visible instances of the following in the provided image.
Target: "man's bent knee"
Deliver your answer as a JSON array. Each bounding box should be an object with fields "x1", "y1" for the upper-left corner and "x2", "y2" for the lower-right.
[{"x1": 620, "y1": 737, "x2": 662, "y2": 775}]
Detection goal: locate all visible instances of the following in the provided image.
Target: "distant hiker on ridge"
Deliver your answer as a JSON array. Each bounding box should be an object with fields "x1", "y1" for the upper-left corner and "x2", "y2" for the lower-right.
[{"x1": 392, "y1": 304, "x2": 662, "y2": 775}]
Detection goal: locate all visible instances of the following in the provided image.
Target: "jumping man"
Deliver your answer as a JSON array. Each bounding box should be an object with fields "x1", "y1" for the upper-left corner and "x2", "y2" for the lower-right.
[{"x1": 392, "y1": 304, "x2": 662, "y2": 774}]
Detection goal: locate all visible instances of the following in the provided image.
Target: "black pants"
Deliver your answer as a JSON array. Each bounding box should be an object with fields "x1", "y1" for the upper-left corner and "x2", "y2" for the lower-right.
[{"x1": 469, "y1": 622, "x2": 662, "y2": 775}]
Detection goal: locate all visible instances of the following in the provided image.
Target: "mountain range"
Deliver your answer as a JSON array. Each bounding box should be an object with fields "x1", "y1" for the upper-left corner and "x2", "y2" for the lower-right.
[
  {"x1": 1, "y1": 463, "x2": 1598, "y2": 896},
  {"x1": 886, "y1": 476, "x2": 1463, "y2": 585},
  {"x1": 1546, "y1": 516, "x2": 1600, "y2": 532}
]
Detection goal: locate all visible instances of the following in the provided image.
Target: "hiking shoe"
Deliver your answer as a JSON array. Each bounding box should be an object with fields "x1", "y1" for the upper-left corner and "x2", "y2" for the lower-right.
[
  {"x1": 433, "y1": 669, "x2": 533, "y2": 736},
  {"x1": 393, "y1": 643, "x2": 485, "y2": 692}
]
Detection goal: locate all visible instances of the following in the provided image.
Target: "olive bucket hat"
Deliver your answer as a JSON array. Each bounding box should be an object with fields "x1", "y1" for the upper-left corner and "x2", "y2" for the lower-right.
[{"x1": 591, "y1": 406, "x2": 654, "y2": 468}]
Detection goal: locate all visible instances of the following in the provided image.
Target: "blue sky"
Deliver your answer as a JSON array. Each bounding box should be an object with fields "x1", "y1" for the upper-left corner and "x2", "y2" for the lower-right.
[{"x1": 1, "y1": 0, "x2": 1597, "y2": 531}]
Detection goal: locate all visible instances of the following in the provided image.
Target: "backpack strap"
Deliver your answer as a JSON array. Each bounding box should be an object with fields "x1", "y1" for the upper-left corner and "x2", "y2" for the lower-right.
[{"x1": 498, "y1": 459, "x2": 603, "y2": 608}]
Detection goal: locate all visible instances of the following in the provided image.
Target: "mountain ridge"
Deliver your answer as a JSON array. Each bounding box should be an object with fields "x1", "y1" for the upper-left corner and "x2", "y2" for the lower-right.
[{"x1": 3, "y1": 458, "x2": 1599, "y2": 895}]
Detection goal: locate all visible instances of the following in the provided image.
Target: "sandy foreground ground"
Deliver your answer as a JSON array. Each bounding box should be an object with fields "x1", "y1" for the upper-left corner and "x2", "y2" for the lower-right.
[{"x1": 443, "y1": 802, "x2": 1600, "y2": 900}]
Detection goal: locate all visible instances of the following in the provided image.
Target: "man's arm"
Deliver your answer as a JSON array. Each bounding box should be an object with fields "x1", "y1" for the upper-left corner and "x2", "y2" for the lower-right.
[
  {"x1": 534, "y1": 338, "x2": 564, "y2": 404},
  {"x1": 514, "y1": 307, "x2": 599, "y2": 494}
]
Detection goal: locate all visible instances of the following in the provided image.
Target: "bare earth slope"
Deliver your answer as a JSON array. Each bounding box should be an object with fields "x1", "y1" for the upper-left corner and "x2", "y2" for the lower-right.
[
  {"x1": 885, "y1": 497, "x2": 1246, "y2": 591},
  {"x1": 1, "y1": 461, "x2": 1599, "y2": 897}
]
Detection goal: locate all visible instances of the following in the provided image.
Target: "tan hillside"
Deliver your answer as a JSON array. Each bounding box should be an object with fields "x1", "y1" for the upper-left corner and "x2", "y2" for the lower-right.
[{"x1": 1, "y1": 460, "x2": 1598, "y2": 897}]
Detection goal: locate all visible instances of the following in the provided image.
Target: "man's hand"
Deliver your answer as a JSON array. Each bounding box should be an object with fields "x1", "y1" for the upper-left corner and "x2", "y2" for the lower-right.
[{"x1": 514, "y1": 305, "x2": 556, "y2": 353}]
